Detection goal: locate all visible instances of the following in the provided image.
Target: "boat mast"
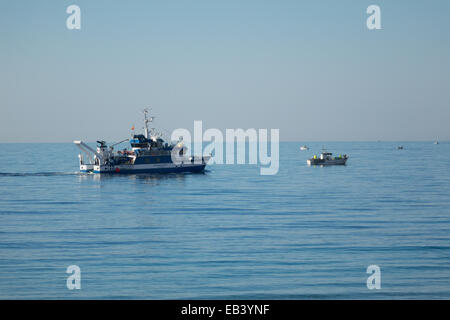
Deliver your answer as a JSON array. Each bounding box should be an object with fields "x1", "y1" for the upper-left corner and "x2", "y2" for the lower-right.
[{"x1": 143, "y1": 108, "x2": 154, "y2": 139}]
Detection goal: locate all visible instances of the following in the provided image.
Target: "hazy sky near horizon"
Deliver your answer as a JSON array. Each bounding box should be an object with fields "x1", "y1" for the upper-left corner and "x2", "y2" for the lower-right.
[{"x1": 1, "y1": 0, "x2": 449, "y2": 142}]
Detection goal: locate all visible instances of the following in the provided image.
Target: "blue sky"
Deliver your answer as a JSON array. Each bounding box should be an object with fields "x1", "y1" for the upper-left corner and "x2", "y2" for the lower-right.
[{"x1": 1, "y1": 0, "x2": 449, "y2": 142}]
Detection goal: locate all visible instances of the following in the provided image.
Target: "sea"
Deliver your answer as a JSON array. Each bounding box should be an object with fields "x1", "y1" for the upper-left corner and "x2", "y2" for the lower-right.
[{"x1": 0, "y1": 141, "x2": 449, "y2": 299}]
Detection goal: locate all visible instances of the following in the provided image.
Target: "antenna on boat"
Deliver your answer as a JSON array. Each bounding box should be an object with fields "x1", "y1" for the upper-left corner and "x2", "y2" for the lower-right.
[{"x1": 142, "y1": 108, "x2": 155, "y2": 138}]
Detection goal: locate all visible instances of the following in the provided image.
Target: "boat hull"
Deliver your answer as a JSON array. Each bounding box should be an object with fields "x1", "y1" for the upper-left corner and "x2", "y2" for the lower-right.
[
  {"x1": 79, "y1": 164, "x2": 94, "y2": 173},
  {"x1": 92, "y1": 162, "x2": 208, "y2": 174},
  {"x1": 307, "y1": 158, "x2": 348, "y2": 166}
]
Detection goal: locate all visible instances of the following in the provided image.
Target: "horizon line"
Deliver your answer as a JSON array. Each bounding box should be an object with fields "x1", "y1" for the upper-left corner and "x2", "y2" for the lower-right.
[{"x1": 0, "y1": 140, "x2": 447, "y2": 144}]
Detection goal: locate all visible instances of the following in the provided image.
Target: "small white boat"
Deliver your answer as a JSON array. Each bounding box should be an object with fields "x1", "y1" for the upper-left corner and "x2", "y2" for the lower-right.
[
  {"x1": 300, "y1": 145, "x2": 309, "y2": 151},
  {"x1": 307, "y1": 151, "x2": 348, "y2": 166}
]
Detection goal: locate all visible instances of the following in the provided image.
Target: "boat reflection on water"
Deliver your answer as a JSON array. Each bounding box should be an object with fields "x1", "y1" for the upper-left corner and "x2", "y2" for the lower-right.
[{"x1": 77, "y1": 171, "x2": 208, "y2": 184}]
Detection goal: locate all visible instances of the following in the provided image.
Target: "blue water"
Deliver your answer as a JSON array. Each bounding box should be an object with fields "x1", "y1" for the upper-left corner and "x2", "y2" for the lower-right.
[{"x1": 0, "y1": 142, "x2": 450, "y2": 299}]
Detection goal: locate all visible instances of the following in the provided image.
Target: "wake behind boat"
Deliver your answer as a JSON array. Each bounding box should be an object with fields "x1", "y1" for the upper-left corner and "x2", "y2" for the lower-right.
[{"x1": 74, "y1": 109, "x2": 210, "y2": 174}]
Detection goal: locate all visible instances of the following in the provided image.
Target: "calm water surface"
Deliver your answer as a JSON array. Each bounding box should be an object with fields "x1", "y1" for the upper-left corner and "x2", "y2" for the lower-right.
[{"x1": 0, "y1": 142, "x2": 449, "y2": 299}]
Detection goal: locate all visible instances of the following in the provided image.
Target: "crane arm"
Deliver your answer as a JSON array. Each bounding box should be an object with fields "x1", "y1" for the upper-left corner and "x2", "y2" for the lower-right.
[{"x1": 73, "y1": 140, "x2": 103, "y2": 160}]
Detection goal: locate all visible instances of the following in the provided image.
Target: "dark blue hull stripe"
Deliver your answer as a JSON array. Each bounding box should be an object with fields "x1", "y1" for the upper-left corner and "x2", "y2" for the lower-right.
[{"x1": 93, "y1": 165, "x2": 206, "y2": 174}]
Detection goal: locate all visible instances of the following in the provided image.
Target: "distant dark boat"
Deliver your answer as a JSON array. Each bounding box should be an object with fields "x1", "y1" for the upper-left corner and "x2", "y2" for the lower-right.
[{"x1": 397, "y1": 146, "x2": 404, "y2": 150}]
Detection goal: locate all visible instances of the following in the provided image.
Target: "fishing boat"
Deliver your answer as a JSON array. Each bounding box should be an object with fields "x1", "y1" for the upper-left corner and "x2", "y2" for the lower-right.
[
  {"x1": 74, "y1": 109, "x2": 210, "y2": 174},
  {"x1": 307, "y1": 150, "x2": 348, "y2": 166},
  {"x1": 300, "y1": 145, "x2": 309, "y2": 151}
]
